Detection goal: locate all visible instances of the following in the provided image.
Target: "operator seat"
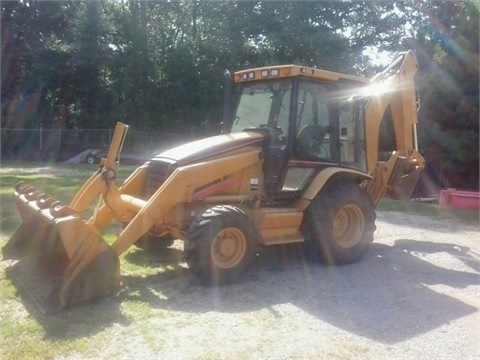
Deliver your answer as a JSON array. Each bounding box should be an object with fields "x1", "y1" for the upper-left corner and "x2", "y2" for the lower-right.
[{"x1": 296, "y1": 123, "x2": 327, "y2": 159}]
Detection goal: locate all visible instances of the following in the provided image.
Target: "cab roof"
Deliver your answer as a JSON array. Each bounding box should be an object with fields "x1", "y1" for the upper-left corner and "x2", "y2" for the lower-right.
[{"x1": 234, "y1": 64, "x2": 368, "y2": 84}]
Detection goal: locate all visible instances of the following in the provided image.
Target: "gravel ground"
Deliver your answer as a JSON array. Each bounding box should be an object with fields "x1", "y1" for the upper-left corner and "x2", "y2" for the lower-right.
[{"x1": 3, "y1": 210, "x2": 480, "y2": 359}]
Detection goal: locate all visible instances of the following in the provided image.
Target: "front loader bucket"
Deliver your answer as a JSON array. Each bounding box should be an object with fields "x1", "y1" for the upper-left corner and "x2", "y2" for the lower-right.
[{"x1": 2, "y1": 183, "x2": 120, "y2": 314}]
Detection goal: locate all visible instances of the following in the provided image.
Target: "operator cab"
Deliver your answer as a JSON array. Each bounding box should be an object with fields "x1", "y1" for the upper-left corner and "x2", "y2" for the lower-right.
[{"x1": 227, "y1": 65, "x2": 369, "y2": 197}]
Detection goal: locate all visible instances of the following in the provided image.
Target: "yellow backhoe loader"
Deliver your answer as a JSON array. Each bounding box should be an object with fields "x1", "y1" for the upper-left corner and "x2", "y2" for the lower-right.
[{"x1": 3, "y1": 50, "x2": 425, "y2": 314}]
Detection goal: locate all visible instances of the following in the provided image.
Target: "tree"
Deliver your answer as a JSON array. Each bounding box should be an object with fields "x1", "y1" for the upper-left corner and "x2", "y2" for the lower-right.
[
  {"x1": 396, "y1": 0, "x2": 479, "y2": 189},
  {"x1": 1, "y1": 1, "x2": 79, "y2": 129},
  {"x1": 3, "y1": 0, "x2": 476, "y2": 191},
  {"x1": 1, "y1": 0, "x2": 409, "y2": 131}
]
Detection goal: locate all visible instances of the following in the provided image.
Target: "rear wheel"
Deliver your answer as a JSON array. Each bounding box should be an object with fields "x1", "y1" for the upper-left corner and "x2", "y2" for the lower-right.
[
  {"x1": 185, "y1": 205, "x2": 258, "y2": 285},
  {"x1": 302, "y1": 182, "x2": 376, "y2": 265}
]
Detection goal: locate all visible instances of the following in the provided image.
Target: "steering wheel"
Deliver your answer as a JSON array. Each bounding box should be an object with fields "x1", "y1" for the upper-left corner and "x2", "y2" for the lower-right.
[{"x1": 296, "y1": 124, "x2": 328, "y2": 158}]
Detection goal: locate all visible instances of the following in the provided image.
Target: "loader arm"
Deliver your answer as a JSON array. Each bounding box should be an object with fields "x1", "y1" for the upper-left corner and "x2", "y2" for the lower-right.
[
  {"x1": 106, "y1": 149, "x2": 262, "y2": 255},
  {"x1": 69, "y1": 122, "x2": 129, "y2": 213}
]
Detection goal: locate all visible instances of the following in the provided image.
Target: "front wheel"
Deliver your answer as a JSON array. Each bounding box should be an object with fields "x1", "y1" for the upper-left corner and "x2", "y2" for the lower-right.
[
  {"x1": 302, "y1": 182, "x2": 376, "y2": 265},
  {"x1": 185, "y1": 205, "x2": 258, "y2": 285}
]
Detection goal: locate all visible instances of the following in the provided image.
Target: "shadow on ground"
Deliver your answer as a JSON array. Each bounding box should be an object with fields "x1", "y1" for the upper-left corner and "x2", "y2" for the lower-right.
[{"x1": 7, "y1": 236, "x2": 480, "y2": 345}]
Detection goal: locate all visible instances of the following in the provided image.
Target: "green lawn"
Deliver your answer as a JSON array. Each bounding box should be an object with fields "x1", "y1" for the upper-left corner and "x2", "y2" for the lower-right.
[
  {"x1": 377, "y1": 198, "x2": 479, "y2": 225},
  {"x1": 0, "y1": 161, "x2": 477, "y2": 359},
  {"x1": 0, "y1": 161, "x2": 164, "y2": 360}
]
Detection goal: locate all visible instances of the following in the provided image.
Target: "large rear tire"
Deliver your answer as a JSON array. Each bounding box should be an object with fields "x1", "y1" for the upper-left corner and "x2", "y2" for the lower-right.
[
  {"x1": 185, "y1": 205, "x2": 258, "y2": 285},
  {"x1": 302, "y1": 182, "x2": 376, "y2": 265}
]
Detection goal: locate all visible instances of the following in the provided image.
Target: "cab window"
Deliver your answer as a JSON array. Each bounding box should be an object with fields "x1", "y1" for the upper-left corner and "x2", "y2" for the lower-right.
[{"x1": 293, "y1": 80, "x2": 367, "y2": 171}]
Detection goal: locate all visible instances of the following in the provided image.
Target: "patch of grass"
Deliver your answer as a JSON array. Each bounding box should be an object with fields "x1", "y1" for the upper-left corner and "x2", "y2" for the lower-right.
[
  {"x1": 0, "y1": 161, "x2": 142, "y2": 359},
  {"x1": 122, "y1": 299, "x2": 155, "y2": 320},
  {"x1": 0, "y1": 162, "x2": 137, "y2": 235},
  {"x1": 377, "y1": 198, "x2": 479, "y2": 225},
  {"x1": 120, "y1": 298, "x2": 168, "y2": 351},
  {"x1": 120, "y1": 248, "x2": 165, "y2": 277},
  {"x1": 0, "y1": 315, "x2": 92, "y2": 360},
  {"x1": 0, "y1": 276, "x2": 18, "y2": 300}
]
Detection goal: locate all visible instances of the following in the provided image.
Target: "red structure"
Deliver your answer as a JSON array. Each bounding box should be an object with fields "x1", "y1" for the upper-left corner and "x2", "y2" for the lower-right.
[{"x1": 438, "y1": 188, "x2": 480, "y2": 211}]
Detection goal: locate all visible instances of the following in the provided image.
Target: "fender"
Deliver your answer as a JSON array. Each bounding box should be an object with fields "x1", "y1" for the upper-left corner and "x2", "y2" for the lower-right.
[{"x1": 297, "y1": 167, "x2": 372, "y2": 210}]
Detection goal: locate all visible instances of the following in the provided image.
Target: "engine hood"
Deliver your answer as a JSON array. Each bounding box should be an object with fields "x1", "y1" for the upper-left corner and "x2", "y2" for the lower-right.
[{"x1": 150, "y1": 131, "x2": 264, "y2": 166}]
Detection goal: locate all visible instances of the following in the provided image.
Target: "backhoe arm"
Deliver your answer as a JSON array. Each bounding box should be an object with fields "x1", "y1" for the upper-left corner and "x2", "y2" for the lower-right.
[{"x1": 363, "y1": 50, "x2": 426, "y2": 203}]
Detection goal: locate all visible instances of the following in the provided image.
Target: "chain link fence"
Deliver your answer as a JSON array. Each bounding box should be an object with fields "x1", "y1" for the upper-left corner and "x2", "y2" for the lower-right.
[{"x1": 0, "y1": 128, "x2": 192, "y2": 162}]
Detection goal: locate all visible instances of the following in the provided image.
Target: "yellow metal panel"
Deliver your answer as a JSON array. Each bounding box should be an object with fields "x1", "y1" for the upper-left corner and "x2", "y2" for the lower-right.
[
  {"x1": 364, "y1": 50, "x2": 419, "y2": 173},
  {"x1": 302, "y1": 168, "x2": 372, "y2": 202},
  {"x1": 105, "y1": 122, "x2": 129, "y2": 168},
  {"x1": 255, "y1": 208, "x2": 303, "y2": 228},
  {"x1": 252, "y1": 208, "x2": 304, "y2": 245},
  {"x1": 111, "y1": 149, "x2": 263, "y2": 255}
]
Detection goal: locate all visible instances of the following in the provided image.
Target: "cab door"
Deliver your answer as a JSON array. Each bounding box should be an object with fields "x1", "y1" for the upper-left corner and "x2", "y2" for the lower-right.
[{"x1": 280, "y1": 80, "x2": 368, "y2": 194}]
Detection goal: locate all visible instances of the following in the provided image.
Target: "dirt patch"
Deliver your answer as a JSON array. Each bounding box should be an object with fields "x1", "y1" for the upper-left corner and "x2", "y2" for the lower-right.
[{"x1": 1, "y1": 210, "x2": 479, "y2": 359}]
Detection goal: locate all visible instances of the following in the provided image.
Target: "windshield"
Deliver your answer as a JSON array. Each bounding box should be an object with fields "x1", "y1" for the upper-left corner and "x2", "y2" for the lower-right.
[{"x1": 231, "y1": 80, "x2": 292, "y2": 136}]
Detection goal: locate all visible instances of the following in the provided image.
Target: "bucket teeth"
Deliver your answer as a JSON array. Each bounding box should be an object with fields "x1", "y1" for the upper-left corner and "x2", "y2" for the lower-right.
[
  {"x1": 15, "y1": 181, "x2": 29, "y2": 193},
  {"x1": 49, "y1": 201, "x2": 79, "y2": 218},
  {"x1": 14, "y1": 182, "x2": 79, "y2": 219},
  {"x1": 36, "y1": 194, "x2": 56, "y2": 209},
  {"x1": 15, "y1": 182, "x2": 41, "y2": 200}
]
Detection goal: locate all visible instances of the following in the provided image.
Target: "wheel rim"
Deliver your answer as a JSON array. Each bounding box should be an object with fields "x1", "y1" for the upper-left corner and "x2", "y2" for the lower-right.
[
  {"x1": 211, "y1": 227, "x2": 247, "y2": 269},
  {"x1": 333, "y1": 204, "x2": 364, "y2": 248}
]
